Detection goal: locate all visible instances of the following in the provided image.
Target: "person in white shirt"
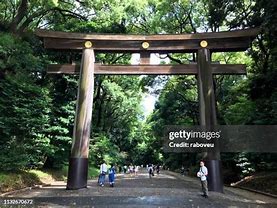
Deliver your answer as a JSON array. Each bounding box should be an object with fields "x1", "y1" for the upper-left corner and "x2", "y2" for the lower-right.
[
  {"x1": 134, "y1": 165, "x2": 139, "y2": 176},
  {"x1": 197, "y1": 161, "x2": 208, "y2": 198},
  {"x1": 99, "y1": 161, "x2": 107, "y2": 186}
]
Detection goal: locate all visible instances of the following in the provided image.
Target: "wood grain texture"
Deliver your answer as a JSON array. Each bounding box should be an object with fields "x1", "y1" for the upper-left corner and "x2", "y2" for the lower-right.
[
  {"x1": 197, "y1": 48, "x2": 223, "y2": 192},
  {"x1": 47, "y1": 64, "x2": 246, "y2": 75},
  {"x1": 36, "y1": 28, "x2": 259, "y2": 40},
  {"x1": 36, "y1": 28, "x2": 260, "y2": 52},
  {"x1": 70, "y1": 48, "x2": 94, "y2": 158}
]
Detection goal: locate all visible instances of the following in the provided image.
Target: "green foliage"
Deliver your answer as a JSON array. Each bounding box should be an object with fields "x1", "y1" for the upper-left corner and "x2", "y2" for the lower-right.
[
  {"x1": 0, "y1": 171, "x2": 41, "y2": 193},
  {"x1": 0, "y1": 33, "x2": 41, "y2": 75},
  {"x1": 0, "y1": 76, "x2": 51, "y2": 170},
  {"x1": 0, "y1": 33, "x2": 51, "y2": 170},
  {"x1": 44, "y1": 76, "x2": 77, "y2": 169},
  {"x1": 150, "y1": 76, "x2": 198, "y2": 134},
  {"x1": 235, "y1": 153, "x2": 256, "y2": 177},
  {"x1": 90, "y1": 75, "x2": 143, "y2": 165},
  {"x1": 0, "y1": 1, "x2": 276, "y2": 187},
  {"x1": 88, "y1": 166, "x2": 100, "y2": 179},
  {"x1": 90, "y1": 133, "x2": 121, "y2": 166}
]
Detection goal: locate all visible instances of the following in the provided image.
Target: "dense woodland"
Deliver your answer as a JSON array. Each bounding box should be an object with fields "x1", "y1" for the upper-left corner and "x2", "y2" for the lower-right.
[{"x1": 0, "y1": 0, "x2": 276, "y2": 184}]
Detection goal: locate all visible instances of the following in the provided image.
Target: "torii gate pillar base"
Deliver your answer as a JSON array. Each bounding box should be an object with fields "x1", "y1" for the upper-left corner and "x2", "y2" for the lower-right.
[
  {"x1": 206, "y1": 160, "x2": 223, "y2": 193},
  {"x1": 66, "y1": 158, "x2": 88, "y2": 190}
]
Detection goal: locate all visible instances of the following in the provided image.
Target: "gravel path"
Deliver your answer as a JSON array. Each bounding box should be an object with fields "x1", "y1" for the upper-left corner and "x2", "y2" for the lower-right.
[{"x1": 2, "y1": 169, "x2": 277, "y2": 207}]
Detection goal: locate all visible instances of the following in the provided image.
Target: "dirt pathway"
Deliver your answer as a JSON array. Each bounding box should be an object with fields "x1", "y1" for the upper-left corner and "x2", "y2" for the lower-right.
[{"x1": 1, "y1": 169, "x2": 277, "y2": 207}]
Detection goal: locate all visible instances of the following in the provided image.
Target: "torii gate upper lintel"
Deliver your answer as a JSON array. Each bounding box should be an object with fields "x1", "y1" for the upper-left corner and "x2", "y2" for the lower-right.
[{"x1": 36, "y1": 28, "x2": 259, "y2": 192}]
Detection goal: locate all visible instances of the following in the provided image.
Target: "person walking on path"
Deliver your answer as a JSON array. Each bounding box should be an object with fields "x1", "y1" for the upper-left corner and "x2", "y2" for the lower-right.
[
  {"x1": 197, "y1": 161, "x2": 208, "y2": 198},
  {"x1": 129, "y1": 164, "x2": 134, "y2": 176},
  {"x1": 148, "y1": 163, "x2": 154, "y2": 178},
  {"x1": 123, "y1": 165, "x2": 127, "y2": 174},
  {"x1": 99, "y1": 161, "x2": 107, "y2": 186},
  {"x1": 156, "y1": 165, "x2": 160, "y2": 175},
  {"x1": 108, "y1": 164, "x2": 116, "y2": 187},
  {"x1": 134, "y1": 165, "x2": 139, "y2": 176}
]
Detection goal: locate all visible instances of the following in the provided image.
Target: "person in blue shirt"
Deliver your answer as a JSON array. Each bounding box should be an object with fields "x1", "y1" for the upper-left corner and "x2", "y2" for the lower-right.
[{"x1": 108, "y1": 164, "x2": 116, "y2": 187}]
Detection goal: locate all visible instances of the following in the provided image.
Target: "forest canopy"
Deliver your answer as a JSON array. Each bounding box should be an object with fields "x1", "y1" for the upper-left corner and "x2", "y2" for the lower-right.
[{"x1": 0, "y1": 0, "x2": 276, "y2": 183}]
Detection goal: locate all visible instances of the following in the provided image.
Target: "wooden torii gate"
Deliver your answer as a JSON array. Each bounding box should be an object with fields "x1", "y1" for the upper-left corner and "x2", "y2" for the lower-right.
[{"x1": 36, "y1": 28, "x2": 259, "y2": 192}]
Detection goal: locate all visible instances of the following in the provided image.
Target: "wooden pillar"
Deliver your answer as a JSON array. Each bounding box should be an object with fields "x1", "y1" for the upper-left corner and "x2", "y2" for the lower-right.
[
  {"x1": 67, "y1": 47, "x2": 95, "y2": 190},
  {"x1": 197, "y1": 48, "x2": 223, "y2": 193}
]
